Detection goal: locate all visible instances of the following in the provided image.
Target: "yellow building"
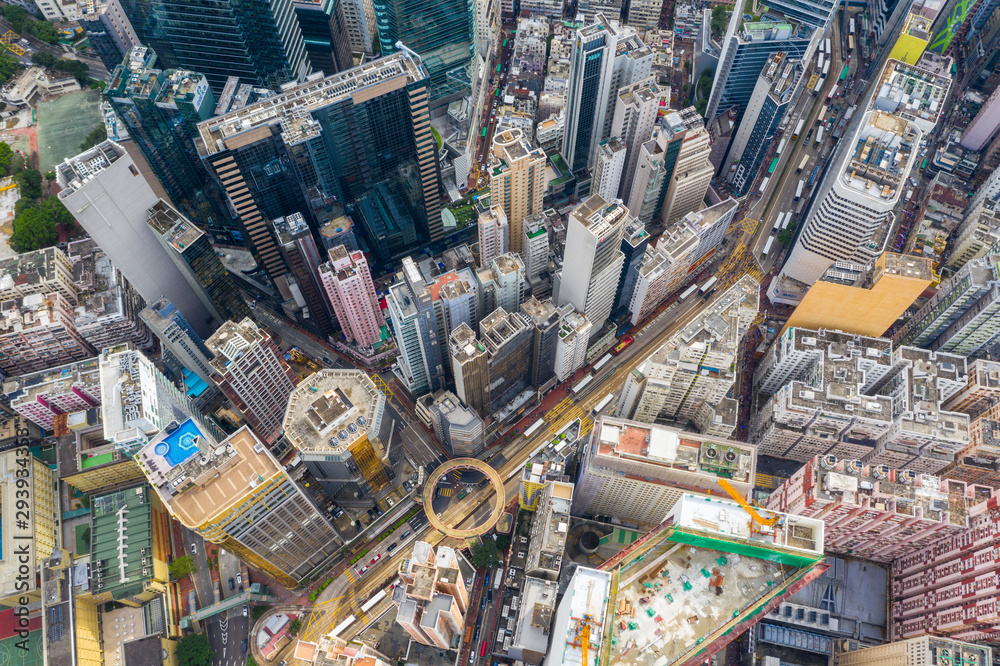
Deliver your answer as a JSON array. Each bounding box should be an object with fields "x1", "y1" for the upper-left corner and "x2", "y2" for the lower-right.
[
  {"x1": 139, "y1": 424, "x2": 343, "y2": 589},
  {"x1": 839, "y1": 636, "x2": 991, "y2": 666},
  {"x1": 784, "y1": 253, "x2": 932, "y2": 337},
  {"x1": 889, "y1": 13, "x2": 933, "y2": 64},
  {"x1": 74, "y1": 597, "x2": 103, "y2": 666}
]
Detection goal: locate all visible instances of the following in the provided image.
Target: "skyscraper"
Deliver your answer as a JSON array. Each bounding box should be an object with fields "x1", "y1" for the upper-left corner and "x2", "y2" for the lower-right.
[
  {"x1": 114, "y1": 0, "x2": 309, "y2": 92},
  {"x1": 477, "y1": 205, "x2": 509, "y2": 268},
  {"x1": 146, "y1": 199, "x2": 253, "y2": 325},
  {"x1": 139, "y1": 298, "x2": 216, "y2": 386},
  {"x1": 611, "y1": 78, "x2": 668, "y2": 203},
  {"x1": 563, "y1": 15, "x2": 652, "y2": 173},
  {"x1": 106, "y1": 47, "x2": 232, "y2": 235},
  {"x1": 772, "y1": 108, "x2": 922, "y2": 303},
  {"x1": 592, "y1": 137, "x2": 626, "y2": 202},
  {"x1": 272, "y1": 212, "x2": 335, "y2": 338},
  {"x1": 425, "y1": 390, "x2": 485, "y2": 457},
  {"x1": 522, "y1": 213, "x2": 550, "y2": 286},
  {"x1": 556, "y1": 195, "x2": 632, "y2": 331},
  {"x1": 293, "y1": 0, "x2": 355, "y2": 76},
  {"x1": 372, "y1": 0, "x2": 473, "y2": 107},
  {"x1": 449, "y1": 323, "x2": 489, "y2": 415},
  {"x1": 197, "y1": 51, "x2": 442, "y2": 267},
  {"x1": 56, "y1": 142, "x2": 217, "y2": 337},
  {"x1": 520, "y1": 296, "x2": 562, "y2": 390},
  {"x1": 943, "y1": 198, "x2": 1000, "y2": 271},
  {"x1": 388, "y1": 257, "x2": 446, "y2": 397},
  {"x1": 723, "y1": 52, "x2": 803, "y2": 196},
  {"x1": 763, "y1": 0, "x2": 838, "y2": 28},
  {"x1": 319, "y1": 245, "x2": 386, "y2": 348},
  {"x1": 140, "y1": 424, "x2": 341, "y2": 588},
  {"x1": 205, "y1": 318, "x2": 297, "y2": 446},
  {"x1": 613, "y1": 217, "x2": 650, "y2": 315},
  {"x1": 393, "y1": 541, "x2": 469, "y2": 648},
  {"x1": 490, "y1": 128, "x2": 547, "y2": 255},
  {"x1": 479, "y1": 307, "x2": 533, "y2": 416},
  {"x1": 658, "y1": 108, "x2": 715, "y2": 224},
  {"x1": 706, "y1": 9, "x2": 812, "y2": 124}
]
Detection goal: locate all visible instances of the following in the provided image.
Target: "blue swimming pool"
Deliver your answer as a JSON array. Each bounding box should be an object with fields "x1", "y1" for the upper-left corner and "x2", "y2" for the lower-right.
[{"x1": 159, "y1": 419, "x2": 203, "y2": 467}]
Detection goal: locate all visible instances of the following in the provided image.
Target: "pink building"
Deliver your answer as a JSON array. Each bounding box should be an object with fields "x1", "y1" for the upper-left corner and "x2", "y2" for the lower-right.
[
  {"x1": 891, "y1": 493, "x2": 1000, "y2": 644},
  {"x1": 393, "y1": 541, "x2": 469, "y2": 649},
  {"x1": 0, "y1": 292, "x2": 95, "y2": 376},
  {"x1": 7, "y1": 357, "x2": 101, "y2": 430},
  {"x1": 766, "y1": 454, "x2": 995, "y2": 563},
  {"x1": 319, "y1": 246, "x2": 385, "y2": 348}
]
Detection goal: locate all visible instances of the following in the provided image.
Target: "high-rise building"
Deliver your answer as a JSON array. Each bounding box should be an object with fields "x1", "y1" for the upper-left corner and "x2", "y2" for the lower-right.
[
  {"x1": 0, "y1": 294, "x2": 95, "y2": 377},
  {"x1": 782, "y1": 253, "x2": 933, "y2": 338},
  {"x1": 114, "y1": 0, "x2": 309, "y2": 92},
  {"x1": 543, "y1": 567, "x2": 612, "y2": 666},
  {"x1": 525, "y1": 479, "x2": 573, "y2": 580},
  {"x1": 372, "y1": 0, "x2": 473, "y2": 107},
  {"x1": 942, "y1": 359, "x2": 1000, "y2": 420},
  {"x1": 556, "y1": 195, "x2": 632, "y2": 331},
  {"x1": 140, "y1": 423, "x2": 341, "y2": 588},
  {"x1": 145, "y1": 199, "x2": 253, "y2": 325},
  {"x1": 522, "y1": 214, "x2": 550, "y2": 285},
  {"x1": 425, "y1": 390, "x2": 485, "y2": 457},
  {"x1": 625, "y1": 131, "x2": 669, "y2": 223},
  {"x1": 293, "y1": 0, "x2": 355, "y2": 77},
  {"x1": 772, "y1": 109, "x2": 922, "y2": 303},
  {"x1": 56, "y1": 142, "x2": 217, "y2": 337},
  {"x1": 762, "y1": 0, "x2": 837, "y2": 27},
  {"x1": 206, "y1": 318, "x2": 297, "y2": 446},
  {"x1": 476, "y1": 252, "x2": 525, "y2": 316},
  {"x1": 618, "y1": 275, "x2": 759, "y2": 438},
  {"x1": 753, "y1": 329, "x2": 970, "y2": 473},
  {"x1": 0, "y1": 449, "x2": 58, "y2": 607},
  {"x1": 77, "y1": 0, "x2": 140, "y2": 71},
  {"x1": 5, "y1": 357, "x2": 101, "y2": 431},
  {"x1": 520, "y1": 297, "x2": 562, "y2": 390},
  {"x1": 613, "y1": 218, "x2": 650, "y2": 315},
  {"x1": 723, "y1": 52, "x2": 802, "y2": 195},
  {"x1": 319, "y1": 245, "x2": 385, "y2": 348},
  {"x1": 480, "y1": 307, "x2": 534, "y2": 417},
  {"x1": 490, "y1": 129, "x2": 547, "y2": 255},
  {"x1": 98, "y1": 343, "x2": 224, "y2": 455},
  {"x1": 106, "y1": 47, "x2": 232, "y2": 234},
  {"x1": 139, "y1": 299, "x2": 215, "y2": 386},
  {"x1": 943, "y1": 198, "x2": 1000, "y2": 271},
  {"x1": 562, "y1": 15, "x2": 652, "y2": 173},
  {"x1": 388, "y1": 257, "x2": 446, "y2": 397},
  {"x1": 501, "y1": 576, "x2": 559, "y2": 665},
  {"x1": 196, "y1": 51, "x2": 442, "y2": 266},
  {"x1": 272, "y1": 212, "x2": 335, "y2": 338},
  {"x1": 611, "y1": 78, "x2": 668, "y2": 203},
  {"x1": 0, "y1": 246, "x2": 76, "y2": 305},
  {"x1": 392, "y1": 541, "x2": 469, "y2": 648},
  {"x1": 938, "y1": 412, "x2": 1000, "y2": 487},
  {"x1": 706, "y1": 10, "x2": 812, "y2": 124},
  {"x1": 841, "y1": 638, "x2": 991, "y2": 666},
  {"x1": 477, "y1": 206, "x2": 509, "y2": 268},
  {"x1": 449, "y1": 323, "x2": 489, "y2": 415},
  {"x1": 592, "y1": 137, "x2": 626, "y2": 202},
  {"x1": 766, "y1": 455, "x2": 991, "y2": 562},
  {"x1": 554, "y1": 308, "x2": 592, "y2": 381},
  {"x1": 961, "y1": 86, "x2": 1000, "y2": 151},
  {"x1": 428, "y1": 268, "x2": 479, "y2": 346},
  {"x1": 659, "y1": 109, "x2": 715, "y2": 224},
  {"x1": 283, "y1": 369, "x2": 397, "y2": 506},
  {"x1": 626, "y1": 0, "x2": 666, "y2": 30}
]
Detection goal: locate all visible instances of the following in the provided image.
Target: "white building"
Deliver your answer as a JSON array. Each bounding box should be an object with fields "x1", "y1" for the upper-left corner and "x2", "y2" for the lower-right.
[
  {"x1": 477, "y1": 205, "x2": 509, "y2": 268},
  {"x1": 554, "y1": 309, "x2": 592, "y2": 381},
  {"x1": 543, "y1": 567, "x2": 611, "y2": 666},
  {"x1": 522, "y1": 213, "x2": 550, "y2": 283},
  {"x1": 612, "y1": 77, "x2": 668, "y2": 204},
  {"x1": 592, "y1": 137, "x2": 626, "y2": 202}
]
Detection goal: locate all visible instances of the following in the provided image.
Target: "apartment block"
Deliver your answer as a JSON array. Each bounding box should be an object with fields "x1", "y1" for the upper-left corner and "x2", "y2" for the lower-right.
[
  {"x1": 943, "y1": 199, "x2": 1000, "y2": 272},
  {"x1": 140, "y1": 298, "x2": 215, "y2": 386},
  {"x1": 522, "y1": 214, "x2": 550, "y2": 284},
  {"x1": 659, "y1": 108, "x2": 715, "y2": 224},
  {"x1": 753, "y1": 329, "x2": 970, "y2": 473},
  {"x1": 942, "y1": 359, "x2": 1000, "y2": 419},
  {"x1": 840, "y1": 638, "x2": 991, "y2": 666},
  {"x1": 480, "y1": 307, "x2": 534, "y2": 419},
  {"x1": 450, "y1": 324, "x2": 490, "y2": 416},
  {"x1": 554, "y1": 309, "x2": 592, "y2": 382},
  {"x1": 575, "y1": 416, "x2": 756, "y2": 526},
  {"x1": 478, "y1": 206, "x2": 509, "y2": 269},
  {"x1": 5, "y1": 357, "x2": 101, "y2": 430},
  {"x1": 428, "y1": 268, "x2": 479, "y2": 350},
  {"x1": 526, "y1": 480, "x2": 573, "y2": 580},
  {"x1": 765, "y1": 455, "x2": 993, "y2": 563},
  {"x1": 938, "y1": 415, "x2": 1000, "y2": 488},
  {"x1": 424, "y1": 390, "x2": 485, "y2": 458},
  {"x1": 520, "y1": 423, "x2": 575, "y2": 510},
  {"x1": 0, "y1": 246, "x2": 76, "y2": 305},
  {"x1": 0, "y1": 449, "x2": 58, "y2": 606},
  {"x1": 476, "y1": 253, "x2": 525, "y2": 316},
  {"x1": 273, "y1": 212, "x2": 336, "y2": 338},
  {"x1": 393, "y1": 541, "x2": 469, "y2": 649},
  {"x1": 490, "y1": 128, "x2": 547, "y2": 255},
  {"x1": 501, "y1": 576, "x2": 558, "y2": 664},
  {"x1": 319, "y1": 245, "x2": 385, "y2": 348},
  {"x1": 388, "y1": 257, "x2": 446, "y2": 397},
  {"x1": 521, "y1": 297, "x2": 562, "y2": 390},
  {"x1": 612, "y1": 78, "x2": 668, "y2": 205},
  {"x1": 618, "y1": 275, "x2": 759, "y2": 438},
  {"x1": 614, "y1": 218, "x2": 651, "y2": 315},
  {"x1": 0, "y1": 293, "x2": 95, "y2": 376},
  {"x1": 206, "y1": 318, "x2": 297, "y2": 446},
  {"x1": 593, "y1": 137, "x2": 626, "y2": 203},
  {"x1": 283, "y1": 370, "x2": 395, "y2": 507}
]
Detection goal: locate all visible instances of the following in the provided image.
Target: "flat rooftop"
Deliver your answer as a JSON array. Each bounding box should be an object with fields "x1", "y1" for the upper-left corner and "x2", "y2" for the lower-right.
[
  {"x1": 873, "y1": 59, "x2": 951, "y2": 130},
  {"x1": 842, "y1": 110, "x2": 920, "y2": 202},
  {"x1": 90, "y1": 484, "x2": 154, "y2": 598},
  {"x1": 146, "y1": 200, "x2": 203, "y2": 253},
  {"x1": 570, "y1": 195, "x2": 632, "y2": 238},
  {"x1": 56, "y1": 141, "x2": 124, "y2": 193},
  {"x1": 282, "y1": 369, "x2": 384, "y2": 454}
]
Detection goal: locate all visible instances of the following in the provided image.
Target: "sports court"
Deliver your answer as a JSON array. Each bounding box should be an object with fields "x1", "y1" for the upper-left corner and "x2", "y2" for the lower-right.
[
  {"x1": 0, "y1": 608, "x2": 42, "y2": 666},
  {"x1": 36, "y1": 89, "x2": 103, "y2": 173}
]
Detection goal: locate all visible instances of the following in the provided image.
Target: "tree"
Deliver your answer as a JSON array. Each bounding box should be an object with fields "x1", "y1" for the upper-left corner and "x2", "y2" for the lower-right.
[
  {"x1": 0, "y1": 52, "x2": 21, "y2": 86},
  {"x1": 37, "y1": 197, "x2": 74, "y2": 230},
  {"x1": 177, "y1": 633, "x2": 215, "y2": 666},
  {"x1": 711, "y1": 5, "x2": 732, "y2": 36},
  {"x1": 58, "y1": 59, "x2": 89, "y2": 81},
  {"x1": 169, "y1": 555, "x2": 197, "y2": 579},
  {"x1": 9, "y1": 205, "x2": 57, "y2": 253},
  {"x1": 29, "y1": 21, "x2": 60, "y2": 45},
  {"x1": 0, "y1": 142, "x2": 13, "y2": 175},
  {"x1": 15, "y1": 169, "x2": 43, "y2": 199},
  {"x1": 30, "y1": 51, "x2": 56, "y2": 68},
  {"x1": 289, "y1": 619, "x2": 302, "y2": 635},
  {"x1": 469, "y1": 538, "x2": 501, "y2": 570},
  {"x1": 78, "y1": 126, "x2": 105, "y2": 152}
]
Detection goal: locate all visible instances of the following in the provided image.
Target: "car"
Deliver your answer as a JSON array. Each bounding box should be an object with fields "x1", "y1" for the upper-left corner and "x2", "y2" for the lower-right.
[
  {"x1": 228, "y1": 578, "x2": 235, "y2": 590},
  {"x1": 242, "y1": 639, "x2": 248, "y2": 653},
  {"x1": 190, "y1": 543, "x2": 197, "y2": 555},
  {"x1": 239, "y1": 585, "x2": 244, "y2": 592},
  {"x1": 401, "y1": 530, "x2": 411, "y2": 538},
  {"x1": 360, "y1": 565, "x2": 370, "y2": 574},
  {"x1": 371, "y1": 554, "x2": 382, "y2": 564},
  {"x1": 388, "y1": 542, "x2": 398, "y2": 552},
  {"x1": 242, "y1": 605, "x2": 248, "y2": 617},
  {"x1": 237, "y1": 572, "x2": 242, "y2": 584}
]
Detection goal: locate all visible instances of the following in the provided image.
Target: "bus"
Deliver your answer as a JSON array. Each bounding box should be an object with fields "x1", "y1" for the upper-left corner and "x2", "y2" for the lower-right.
[
  {"x1": 593, "y1": 353, "x2": 612, "y2": 372},
  {"x1": 679, "y1": 284, "x2": 699, "y2": 301},
  {"x1": 808, "y1": 165, "x2": 820, "y2": 186},
  {"x1": 768, "y1": 157, "x2": 778, "y2": 175},
  {"x1": 827, "y1": 85, "x2": 838, "y2": 100},
  {"x1": 770, "y1": 213, "x2": 781, "y2": 235},
  {"x1": 331, "y1": 615, "x2": 357, "y2": 638},
  {"x1": 593, "y1": 393, "x2": 615, "y2": 415},
  {"x1": 822, "y1": 61, "x2": 830, "y2": 77},
  {"x1": 797, "y1": 155, "x2": 808, "y2": 173},
  {"x1": 759, "y1": 176, "x2": 770, "y2": 194},
  {"x1": 612, "y1": 336, "x2": 634, "y2": 355},
  {"x1": 825, "y1": 38, "x2": 832, "y2": 52},
  {"x1": 502, "y1": 38, "x2": 508, "y2": 48},
  {"x1": 792, "y1": 118, "x2": 805, "y2": 139},
  {"x1": 776, "y1": 137, "x2": 787, "y2": 156},
  {"x1": 813, "y1": 76, "x2": 824, "y2": 93},
  {"x1": 920, "y1": 158, "x2": 928, "y2": 171},
  {"x1": 849, "y1": 18, "x2": 855, "y2": 34},
  {"x1": 700, "y1": 277, "x2": 718, "y2": 293},
  {"x1": 571, "y1": 374, "x2": 594, "y2": 394},
  {"x1": 523, "y1": 418, "x2": 545, "y2": 438},
  {"x1": 795, "y1": 180, "x2": 805, "y2": 201},
  {"x1": 762, "y1": 236, "x2": 775, "y2": 257},
  {"x1": 817, "y1": 53, "x2": 825, "y2": 72},
  {"x1": 496, "y1": 63, "x2": 501, "y2": 72},
  {"x1": 817, "y1": 108, "x2": 827, "y2": 125},
  {"x1": 481, "y1": 127, "x2": 487, "y2": 138},
  {"x1": 815, "y1": 127, "x2": 824, "y2": 144},
  {"x1": 493, "y1": 568, "x2": 502, "y2": 589},
  {"x1": 840, "y1": 64, "x2": 850, "y2": 82},
  {"x1": 848, "y1": 34, "x2": 855, "y2": 51},
  {"x1": 361, "y1": 589, "x2": 387, "y2": 613},
  {"x1": 481, "y1": 641, "x2": 488, "y2": 657}
]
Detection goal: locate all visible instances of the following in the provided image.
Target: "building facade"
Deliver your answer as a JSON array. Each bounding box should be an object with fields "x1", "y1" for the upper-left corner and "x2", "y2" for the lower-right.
[{"x1": 319, "y1": 245, "x2": 385, "y2": 348}]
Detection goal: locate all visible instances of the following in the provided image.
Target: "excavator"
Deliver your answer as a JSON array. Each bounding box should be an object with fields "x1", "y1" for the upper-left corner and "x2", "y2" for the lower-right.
[{"x1": 717, "y1": 478, "x2": 780, "y2": 527}]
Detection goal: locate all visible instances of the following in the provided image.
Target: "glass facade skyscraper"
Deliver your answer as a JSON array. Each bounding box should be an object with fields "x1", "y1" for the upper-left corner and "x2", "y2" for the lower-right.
[
  {"x1": 372, "y1": 0, "x2": 473, "y2": 107},
  {"x1": 293, "y1": 0, "x2": 355, "y2": 76},
  {"x1": 115, "y1": 0, "x2": 310, "y2": 92}
]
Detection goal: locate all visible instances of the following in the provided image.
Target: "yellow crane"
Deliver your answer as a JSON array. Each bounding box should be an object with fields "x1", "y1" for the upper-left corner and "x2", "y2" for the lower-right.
[
  {"x1": 717, "y1": 478, "x2": 780, "y2": 527},
  {"x1": 581, "y1": 623, "x2": 590, "y2": 666}
]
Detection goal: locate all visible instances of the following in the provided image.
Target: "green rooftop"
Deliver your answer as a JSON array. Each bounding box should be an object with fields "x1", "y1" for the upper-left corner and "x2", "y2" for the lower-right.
[
  {"x1": 90, "y1": 485, "x2": 155, "y2": 600},
  {"x1": 527, "y1": 227, "x2": 547, "y2": 238}
]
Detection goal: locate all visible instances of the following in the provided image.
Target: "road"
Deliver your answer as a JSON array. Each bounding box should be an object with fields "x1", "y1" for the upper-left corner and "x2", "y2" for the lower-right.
[{"x1": 0, "y1": 16, "x2": 109, "y2": 79}]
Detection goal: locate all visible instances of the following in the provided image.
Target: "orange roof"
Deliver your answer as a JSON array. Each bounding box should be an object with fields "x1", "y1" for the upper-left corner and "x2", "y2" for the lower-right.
[{"x1": 428, "y1": 272, "x2": 460, "y2": 300}]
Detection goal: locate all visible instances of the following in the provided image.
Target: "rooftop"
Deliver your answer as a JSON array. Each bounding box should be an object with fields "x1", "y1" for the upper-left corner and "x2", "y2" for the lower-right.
[
  {"x1": 90, "y1": 484, "x2": 155, "y2": 599},
  {"x1": 842, "y1": 110, "x2": 920, "y2": 201},
  {"x1": 206, "y1": 317, "x2": 267, "y2": 373},
  {"x1": 282, "y1": 370, "x2": 384, "y2": 454},
  {"x1": 570, "y1": 195, "x2": 632, "y2": 238},
  {"x1": 873, "y1": 59, "x2": 951, "y2": 131},
  {"x1": 511, "y1": 577, "x2": 558, "y2": 654},
  {"x1": 56, "y1": 141, "x2": 124, "y2": 193},
  {"x1": 146, "y1": 199, "x2": 204, "y2": 253},
  {"x1": 549, "y1": 567, "x2": 611, "y2": 666}
]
